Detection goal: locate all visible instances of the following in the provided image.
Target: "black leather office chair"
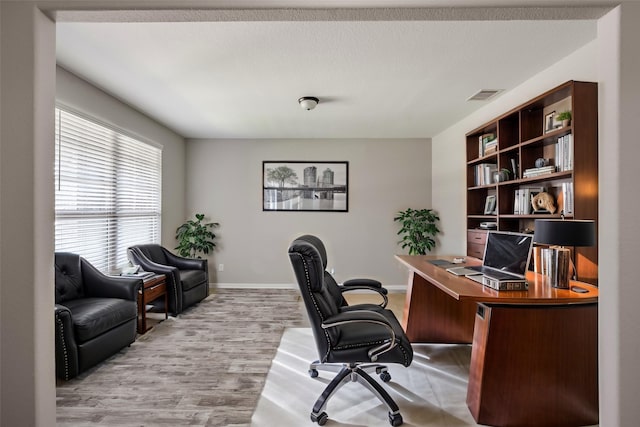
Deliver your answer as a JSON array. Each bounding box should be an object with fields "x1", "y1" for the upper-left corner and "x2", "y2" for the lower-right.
[
  {"x1": 294, "y1": 235, "x2": 394, "y2": 377},
  {"x1": 54, "y1": 253, "x2": 141, "y2": 380},
  {"x1": 127, "y1": 244, "x2": 209, "y2": 316},
  {"x1": 289, "y1": 238, "x2": 413, "y2": 426}
]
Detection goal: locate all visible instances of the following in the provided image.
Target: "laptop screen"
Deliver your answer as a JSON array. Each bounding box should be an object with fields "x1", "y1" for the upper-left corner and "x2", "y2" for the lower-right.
[{"x1": 482, "y1": 231, "x2": 533, "y2": 276}]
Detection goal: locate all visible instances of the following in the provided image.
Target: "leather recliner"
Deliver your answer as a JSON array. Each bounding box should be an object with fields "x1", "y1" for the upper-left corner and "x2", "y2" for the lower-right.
[
  {"x1": 127, "y1": 244, "x2": 209, "y2": 316},
  {"x1": 54, "y1": 252, "x2": 141, "y2": 380}
]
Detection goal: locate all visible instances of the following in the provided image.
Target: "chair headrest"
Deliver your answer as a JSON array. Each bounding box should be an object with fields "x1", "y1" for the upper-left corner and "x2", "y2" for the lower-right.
[
  {"x1": 293, "y1": 235, "x2": 327, "y2": 268},
  {"x1": 288, "y1": 239, "x2": 325, "y2": 292}
]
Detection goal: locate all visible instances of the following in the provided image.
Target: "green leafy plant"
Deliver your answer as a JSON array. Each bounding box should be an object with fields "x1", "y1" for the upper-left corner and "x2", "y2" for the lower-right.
[
  {"x1": 556, "y1": 111, "x2": 572, "y2": 121},
  {"x1": 175, "y1": 213, "x2": 219, "y2": 258},
  {"x1": 393, "y1": 208, "x2": 440, "y2": 255}
]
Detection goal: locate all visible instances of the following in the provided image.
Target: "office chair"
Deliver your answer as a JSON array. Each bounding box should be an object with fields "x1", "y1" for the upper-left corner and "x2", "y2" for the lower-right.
[
  {"x1": 289, "y1": 238, "x2": 413, "y2": 426},
  {"x1": 294, "y1": 235, "x2": 395, "y2": 379}
]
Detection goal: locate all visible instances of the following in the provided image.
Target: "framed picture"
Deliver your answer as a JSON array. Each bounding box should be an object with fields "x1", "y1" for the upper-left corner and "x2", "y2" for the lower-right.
[
  {"x1": 484, "y1": 195, "x2": 497, "y2": 215},
  {"x1": 544, "y1": 110, "x2": 559, "y2": 133},
  {"x1": 263, "y1": 161, "x2": 348, "y2": 212}
]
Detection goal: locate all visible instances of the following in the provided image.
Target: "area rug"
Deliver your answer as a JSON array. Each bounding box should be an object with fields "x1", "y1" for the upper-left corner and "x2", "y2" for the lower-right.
[{"x1": 251, "y1": 328, "x2": 478, "y2": 426}]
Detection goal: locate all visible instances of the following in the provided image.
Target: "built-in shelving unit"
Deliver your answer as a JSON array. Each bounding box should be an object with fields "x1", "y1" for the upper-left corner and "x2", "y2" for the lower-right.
[{"x1": 465, "y1": 80, "x2": 598, "y2": 284}]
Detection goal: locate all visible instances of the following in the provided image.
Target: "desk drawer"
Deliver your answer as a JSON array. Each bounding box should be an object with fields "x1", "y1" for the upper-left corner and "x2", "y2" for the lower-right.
[{"x1": 467, "y1": 230, "x2": 487, "y2": 259}]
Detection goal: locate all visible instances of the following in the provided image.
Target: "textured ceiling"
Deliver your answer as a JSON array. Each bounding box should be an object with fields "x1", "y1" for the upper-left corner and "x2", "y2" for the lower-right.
[{"x1": 56, "y1": 7, "x2": 599, "y2": 139}]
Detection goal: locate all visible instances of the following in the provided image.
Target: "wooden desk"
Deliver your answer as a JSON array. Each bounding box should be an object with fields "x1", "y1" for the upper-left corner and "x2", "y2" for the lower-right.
[{"x1": 396, "y1": 255, "x2": 598, "y2": 427}]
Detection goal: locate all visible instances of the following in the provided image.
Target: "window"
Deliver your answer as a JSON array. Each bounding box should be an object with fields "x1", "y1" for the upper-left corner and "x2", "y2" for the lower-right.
[{"x1": 55, "y1": 107, "x2": 162, "y2": 273}]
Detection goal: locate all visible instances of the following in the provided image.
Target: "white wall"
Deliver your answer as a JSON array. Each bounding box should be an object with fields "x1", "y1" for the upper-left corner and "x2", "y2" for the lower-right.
[
  {"x1": 0, "y1": 4, "x2": 56, "y2": 426},
  {"x1": 186, "y1": 138, "x2": 431, "y2": 286},
  {"x1": 598, "y1": 4, "x2": 640, "y2": 426},
  {"x1": 55, "y1": 66, "x2": 187, "y2": 247},
  {"x1": 432, "y1": 40, "x2": 599, "y2": 255}
]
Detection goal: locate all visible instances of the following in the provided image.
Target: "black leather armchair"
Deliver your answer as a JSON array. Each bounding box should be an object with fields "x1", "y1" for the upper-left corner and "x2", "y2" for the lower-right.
[
  {"x1": 54, "y1": 252, "x2": 141, "y2": 380},
  {"x1": 127, "y1": 244, "x2": 209, "y2": 316},
  {"x1": 288, "y1": 238, "x2": 413, "y2": 426}
]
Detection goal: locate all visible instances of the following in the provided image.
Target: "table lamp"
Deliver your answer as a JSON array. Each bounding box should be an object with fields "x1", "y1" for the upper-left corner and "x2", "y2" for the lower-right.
[{"x1": 533, "y1": 219, "x2": 596, "y2": 288}]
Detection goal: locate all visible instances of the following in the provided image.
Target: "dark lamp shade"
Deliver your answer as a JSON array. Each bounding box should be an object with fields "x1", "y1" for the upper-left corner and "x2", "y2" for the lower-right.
[{"x1": 533, "y1": 219, "x2": 596, "y2": 247}]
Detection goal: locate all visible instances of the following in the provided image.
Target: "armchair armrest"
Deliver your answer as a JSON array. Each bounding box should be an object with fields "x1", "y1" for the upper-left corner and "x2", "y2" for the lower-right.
[
  {"x1": 55, "y1": 304, "x2": 79, "y2": 380},
  {"x1": 321, "y1": 310, "x2": 396, "y2": 362},
  {"x1": 81, "y1": 260, "x2": 141, "y2": 301},
  {"x1": 163, "y1": 250, "x2": 207, "y2": 271}
]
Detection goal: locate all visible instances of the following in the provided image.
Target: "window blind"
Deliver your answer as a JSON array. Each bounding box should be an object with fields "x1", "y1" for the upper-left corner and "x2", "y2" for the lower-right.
[{"x1": 55, "y1": 107, "x2": 162, "y2": 273}]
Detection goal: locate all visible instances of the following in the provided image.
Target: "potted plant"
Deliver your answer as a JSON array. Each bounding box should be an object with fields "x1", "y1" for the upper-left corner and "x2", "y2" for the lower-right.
[
  {"x1": 175, "y1": 213, "x2": 219, "y2": 258},
  {"x1": 393, "y1": 208, "x2": 440, "y2": 255},
  {"x1": 556, "y1": 111, "x2": 572, "y2": 127}
]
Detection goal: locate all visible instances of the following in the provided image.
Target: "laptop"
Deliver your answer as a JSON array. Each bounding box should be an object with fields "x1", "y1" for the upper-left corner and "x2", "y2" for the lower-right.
[{"x1": 447, "y1": 231, "x2": 533, "y2": 289}]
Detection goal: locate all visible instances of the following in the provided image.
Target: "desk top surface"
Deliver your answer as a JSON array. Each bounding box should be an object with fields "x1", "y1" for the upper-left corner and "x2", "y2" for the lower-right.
[{"x1": 395, "y1": 255, "x2": 598, "y2": 304}]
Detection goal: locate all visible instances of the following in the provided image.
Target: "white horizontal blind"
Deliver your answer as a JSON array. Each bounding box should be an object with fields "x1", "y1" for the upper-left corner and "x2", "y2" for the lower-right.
[{"x1": 55, "y1": 107, "x2": 162, "y2": 273}]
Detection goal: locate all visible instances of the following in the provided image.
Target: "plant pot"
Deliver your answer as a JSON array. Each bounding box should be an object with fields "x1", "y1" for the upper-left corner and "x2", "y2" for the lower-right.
[
  {"x1": 494, "y1": 171, "x2": 509, "y2": 183},
  {"x1": 562, "y1": 119, "x2": 571, "y2": 127}
]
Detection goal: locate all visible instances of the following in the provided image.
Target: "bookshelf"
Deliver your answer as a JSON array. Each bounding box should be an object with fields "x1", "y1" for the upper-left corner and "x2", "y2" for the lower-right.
[{"x1": 465, "y1": 81, "x2": 598, "y2": 284}]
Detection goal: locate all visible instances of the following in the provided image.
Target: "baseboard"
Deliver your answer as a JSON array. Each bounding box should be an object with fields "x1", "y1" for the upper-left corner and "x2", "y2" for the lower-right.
[{"x1": 211, "y1": 283, "x2": 407, "y2": 292}]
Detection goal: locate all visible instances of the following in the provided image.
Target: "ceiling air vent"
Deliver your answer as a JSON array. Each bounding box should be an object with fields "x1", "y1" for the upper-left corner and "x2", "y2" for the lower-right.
[{"x1": 467, "y1": 89, "x2": 502, "y2": 101}]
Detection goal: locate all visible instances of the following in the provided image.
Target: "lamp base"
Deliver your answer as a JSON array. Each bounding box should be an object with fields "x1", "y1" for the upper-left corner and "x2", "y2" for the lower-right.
[{"x1": 541, "y1": 247, "x2": 571, "y2": 288}]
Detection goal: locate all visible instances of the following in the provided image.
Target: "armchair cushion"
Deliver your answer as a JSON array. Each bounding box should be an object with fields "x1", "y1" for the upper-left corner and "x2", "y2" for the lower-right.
[
  {"x1": 180, "y1": 269, "x2": 207, "y2": 292},
  {"x1": 63, "y1": 298, "x2": 137, "y2": 342}
]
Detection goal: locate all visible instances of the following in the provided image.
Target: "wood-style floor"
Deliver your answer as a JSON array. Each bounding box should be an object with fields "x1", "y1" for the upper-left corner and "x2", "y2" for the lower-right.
[{"x1": 56, "y1": 289, "x2": 307, "y2": 426}]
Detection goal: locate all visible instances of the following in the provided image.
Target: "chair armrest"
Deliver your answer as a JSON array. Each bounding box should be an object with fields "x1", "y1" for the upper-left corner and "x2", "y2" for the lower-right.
[
  {"x1": 342, "y1": 278, "x2": 384, "y2": 290},
  {"x1": 340, "y1": 279, "x2": 388, "y2": 308},
  {"x1": 163, "y1": 250, "x2": 207, "y2": 271},
  {"x1": 81, "y1": 261, "x2": 141, "y2": 301},
  {"x1": 321, "y1": 310, "x2": 396, "y2": 362},
  {"x1": 55, "y1": 304, "x2": 79, "y2": 380}
]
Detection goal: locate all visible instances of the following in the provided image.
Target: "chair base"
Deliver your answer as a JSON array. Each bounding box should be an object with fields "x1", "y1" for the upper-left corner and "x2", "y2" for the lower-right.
[{"x1": 309, "y1": 362, "x2": 403, "y2": 426}]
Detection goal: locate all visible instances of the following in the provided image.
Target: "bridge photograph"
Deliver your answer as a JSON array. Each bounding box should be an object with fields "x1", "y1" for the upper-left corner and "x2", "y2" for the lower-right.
[{"x1": 262, "y1": 161, "x2": 349, "y2": 212}]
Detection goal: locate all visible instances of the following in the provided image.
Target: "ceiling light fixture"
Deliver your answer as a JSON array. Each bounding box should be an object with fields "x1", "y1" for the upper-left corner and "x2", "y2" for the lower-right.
[{"x1": 298, "y1": 96, "x2": 319, "y2": 111}]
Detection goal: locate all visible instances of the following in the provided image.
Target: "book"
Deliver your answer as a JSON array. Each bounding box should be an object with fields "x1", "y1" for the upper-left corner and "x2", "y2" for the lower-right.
[
  {"x1": 475, "y1": 163, "x2": 497, "y2": 186},
  {"x1": 523, "y1": 165, "x2": 556, "y2": 178}
]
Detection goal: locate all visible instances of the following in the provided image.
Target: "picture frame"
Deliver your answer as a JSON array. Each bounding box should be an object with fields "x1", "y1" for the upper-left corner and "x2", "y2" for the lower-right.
[
  {"x1": 262, "y1": 161, "x2": 348, "y2": 212},
  {"x1": 544, "y1": 110, "x2": 559, "y2": 133},
  {"x1": 484, "y1": 195, "x2": 497, "y2": 215}
]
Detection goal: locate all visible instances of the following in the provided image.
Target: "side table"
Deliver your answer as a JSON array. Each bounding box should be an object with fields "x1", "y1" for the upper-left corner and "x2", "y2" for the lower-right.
[{"x1": 137, "y1": 274, "x2": 168, "y2": 334}]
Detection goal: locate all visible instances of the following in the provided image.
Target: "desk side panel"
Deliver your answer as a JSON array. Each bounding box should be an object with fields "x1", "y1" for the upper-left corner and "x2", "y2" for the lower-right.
[
  {"x1": 402, "y1": 271, "x2": 476, "y2": 343},
  {"x1": 467, "y1": 303, "x2": 599, "y2": 427}
]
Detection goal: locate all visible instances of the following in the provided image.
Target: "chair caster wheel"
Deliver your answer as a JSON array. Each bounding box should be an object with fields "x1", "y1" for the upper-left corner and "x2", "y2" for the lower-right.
[
  {"x1": 380, "y1": 371, "x2": 392, "y2": 382},
  {"x1": 311, "y1": 411, "x2": 328, "y2": 425},
  {"x1": 389, "y1": 412, "x2": 403, "y2": 426},
  {"x1": 309, "y1": 368, "x2": 319, "y2": 378}
]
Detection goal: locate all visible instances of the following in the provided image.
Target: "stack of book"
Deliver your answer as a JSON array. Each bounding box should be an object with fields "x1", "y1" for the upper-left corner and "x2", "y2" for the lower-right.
[
  {"x1": 523, "y1": 165, "x2": 556, "y2": 178},
  {"x1": 514, "y1": 187, "x2": 543, "y2": 214},
  {"x1": 475, "y1": 163, "x2": 497, "y2": 186},
  {"x1": 478, "y1": 133, "x2": 498, "y2": 157},
  {"x1": 561, "y1": 182, "x2": 574, "y2": 215},
  {"x1": 556, "y1": 134, "x2": 573, "y2": 172}
]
